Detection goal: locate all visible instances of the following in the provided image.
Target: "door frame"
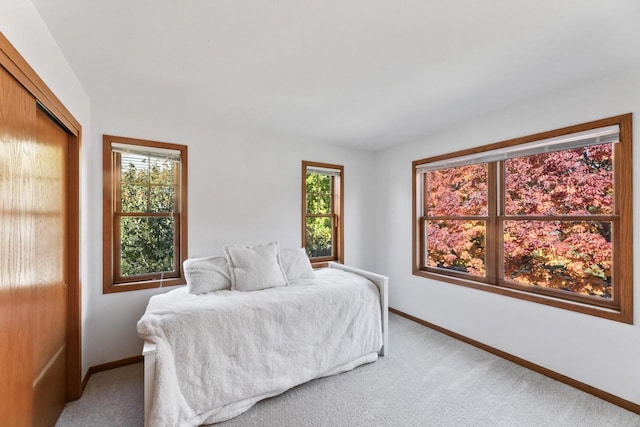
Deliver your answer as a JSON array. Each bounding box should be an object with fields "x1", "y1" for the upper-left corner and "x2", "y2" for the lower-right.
[{"x1": 0, "y1": 32, "x2": 82, "y2": 400}]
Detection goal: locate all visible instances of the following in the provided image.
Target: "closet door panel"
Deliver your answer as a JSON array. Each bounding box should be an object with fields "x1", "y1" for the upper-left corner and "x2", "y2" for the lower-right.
[
  {"x1": 0, "y1": 65, "x2": 38, "y2": 427},
  {"x1": 0, "y1": 66, "x2": 69, "y2": 426},
  {"x1": 31, "y1": 107, "x2": 69, "y2": 426}
]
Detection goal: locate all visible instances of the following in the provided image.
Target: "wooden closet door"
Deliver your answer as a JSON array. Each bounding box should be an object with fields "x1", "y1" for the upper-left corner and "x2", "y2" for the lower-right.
[
  {"x1": 0, "y1": 61, "x2": 37, "y2": 427},
  {"x1": 0, "y1": 67, "x2": 69, "y2": 426},
  {"x1": 31, "y1": 106, "x2": 69, "y2": 426}
]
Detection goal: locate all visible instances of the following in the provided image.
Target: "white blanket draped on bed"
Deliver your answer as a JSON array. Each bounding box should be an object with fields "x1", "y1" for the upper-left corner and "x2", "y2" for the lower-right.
[{"x1": 137, "y1": 268, "x2": 383, "y2": 426}]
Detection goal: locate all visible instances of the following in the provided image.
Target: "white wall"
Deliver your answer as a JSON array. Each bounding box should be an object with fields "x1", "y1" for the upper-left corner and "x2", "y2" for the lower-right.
[
  {"x1": 0, "y1": 0, "x2": 93, "y2": 377},
  {"x1": 375, "y1": 64, "x2": 640, "y2": 405},
  {"x1": 83, "y1": 100, "x2": 377, "y2": 369}
]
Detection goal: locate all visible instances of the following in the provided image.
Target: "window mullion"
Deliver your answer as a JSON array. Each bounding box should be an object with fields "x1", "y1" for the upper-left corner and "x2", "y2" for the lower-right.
[
  {"x1": 114, "y1": 211, "x2": 122, "y2": 280},
  {"x1": 114, "y1": 152, "x2": 123, "y2": 213},
  {"x1": 113, "y1": 152, "x2": 123, "y2": 280},
  {"x1": 173, "y1": 212, "x2": 180, "y2": 274},
  {"x1": 145, "y1": 154, "x2": 152, "y2": 212},
  {"x1": 486, "y1": 162, "x2": 499, "y2": 282},
  {"x1": 176, "y1": 163, "x2": 181, "y2": 213},
  {"x1": 419, "y1": 216, "x2": 427, "y2": 269},
  {"x1": 421, "y1": 173, "x2": 428, "y2": 269}
]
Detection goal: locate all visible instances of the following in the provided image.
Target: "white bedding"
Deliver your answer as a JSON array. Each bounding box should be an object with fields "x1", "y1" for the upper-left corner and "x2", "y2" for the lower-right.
[{"x1": 137, "y1": 268, "x2": 383, "y2": 426}]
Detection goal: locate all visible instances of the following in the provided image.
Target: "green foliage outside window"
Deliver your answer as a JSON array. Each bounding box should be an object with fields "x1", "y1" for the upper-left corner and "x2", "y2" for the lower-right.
[
  {"x1": 305, "y1": 172, "x2": 333, "y2": 258},
  {"x1": 119, "y1": 154, "x2": 177, "y2": 277}
]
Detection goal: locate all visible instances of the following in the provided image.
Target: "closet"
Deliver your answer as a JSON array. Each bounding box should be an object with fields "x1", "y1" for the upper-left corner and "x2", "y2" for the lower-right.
[{"x1": 0, "y1": 34, "x2": 81, "y2": 426}]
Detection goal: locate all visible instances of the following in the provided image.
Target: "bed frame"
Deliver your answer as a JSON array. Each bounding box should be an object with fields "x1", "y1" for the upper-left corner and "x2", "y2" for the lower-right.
[{"x1": 142, "y1": 262, "x2": 388, "y2": 425}]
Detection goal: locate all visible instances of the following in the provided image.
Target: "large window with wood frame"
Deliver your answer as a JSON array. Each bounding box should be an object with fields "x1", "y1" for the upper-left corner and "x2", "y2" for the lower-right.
[
  {"x1": 302, "y1": 161, "x2": 344, "y2": 266},
  {"x1": 103, "y1": 135, "x2": 188, "y2": 293},
  {"x1": 413, "y1": 114, "x2": 632, "y2": 323}
]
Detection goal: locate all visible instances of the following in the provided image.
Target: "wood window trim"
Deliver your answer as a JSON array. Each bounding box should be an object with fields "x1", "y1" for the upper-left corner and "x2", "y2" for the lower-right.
[
  {"x1": 302, "y1": 161, "x2": 344, "y2": 267},
  {"x1": 103, "y1": 135, "x2": 188, "y2": 293},
  {"x1": 412, "y1": 114, "x2": 633, "y2": 324}
]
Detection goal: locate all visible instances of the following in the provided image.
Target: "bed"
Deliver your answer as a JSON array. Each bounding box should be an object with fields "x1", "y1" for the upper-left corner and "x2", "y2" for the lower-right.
[{"x1": 138, "y1": 249, "x2": 388, "y2": 427}]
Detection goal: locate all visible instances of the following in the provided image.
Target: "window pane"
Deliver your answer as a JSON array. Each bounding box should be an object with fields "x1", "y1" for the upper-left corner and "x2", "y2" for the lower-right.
[
  {"x1": 121, "y1": 153, "x2": 177, "y2": 213},
  {"x1": 318, "y1": 194, "x2": 332, "y2": 214},
  {"x1": 306, "y1": 192, "x2": 332, "y2": 215},
  {"x1": 306, "y1": 172, "x2": 333, "y2": 215},
  {"x1": 121, "y1": 184, "x2": 148, "y2": 212},
  {"x1": 121, "y1": 153, "x2": 149, "y2": 184},
  {"x1": 120, "y1": 216, "x2": 175, "y2": 277},
  {"x1": 149, "y1": 158, "x2": 176, "y2": 185},
  {"x1": 427, "y1": 164, "x2": 488, "y2": 216},
  {"x1": 316, "y1": 173, "x2": 331, "y2": 192},
  {"x1": 305, "y1": 216, "x2": 333, "y2": 258},
  {"x1": 427, "y1": 220, "x2": 486, "y2": 277},
  {"x1": 503, "y1": 220, "x2": 612, "y2": 299},
  {"x1": 150, "y1": 185, "x2": 175, "y2": 212},
  {"x1": 505, "y1": 143, "x2": 613, "y2": 216},
  {"x1": 306, "y1": 193, "x2": 318, "y2": 214}
]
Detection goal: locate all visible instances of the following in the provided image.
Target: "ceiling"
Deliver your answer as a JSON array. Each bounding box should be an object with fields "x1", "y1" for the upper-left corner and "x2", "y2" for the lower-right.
[{"x1": 31, "y1": 0, "x2": 640, "y2": 151}]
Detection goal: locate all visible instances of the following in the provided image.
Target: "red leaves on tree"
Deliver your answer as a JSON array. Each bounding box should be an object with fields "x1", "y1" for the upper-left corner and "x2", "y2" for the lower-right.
[{"x1": 426, "y1": 144, "x2": 613, "y2": 299}]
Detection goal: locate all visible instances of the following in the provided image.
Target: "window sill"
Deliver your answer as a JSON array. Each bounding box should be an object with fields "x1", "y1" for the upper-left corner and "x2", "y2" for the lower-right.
[
  {"x1": 311, "y1": 259, "x2": 342, "y2": 269},
  {"x1": 413, "y1": 268, "x2": 632, "y2": 324},
  {"x1": 103, "y1": 277, "x2": 186, "y2": 293}
]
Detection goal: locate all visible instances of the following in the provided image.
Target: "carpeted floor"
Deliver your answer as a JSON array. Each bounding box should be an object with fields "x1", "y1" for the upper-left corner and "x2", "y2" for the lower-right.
[{"x1": 56, "y1": 313, "x2": 640, "y2": 427}]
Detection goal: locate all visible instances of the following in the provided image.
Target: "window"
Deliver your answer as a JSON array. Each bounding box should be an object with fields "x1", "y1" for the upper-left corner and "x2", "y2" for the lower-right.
[
  {"x1": 302, "y1": 161, "x2": 344, "y2": 266},
  {"x1": 103, "y1": 135, "x2": 188, "y2": 293},
  {"x1": 413, "y1": 114, "x2": 632, "y2": 323}
]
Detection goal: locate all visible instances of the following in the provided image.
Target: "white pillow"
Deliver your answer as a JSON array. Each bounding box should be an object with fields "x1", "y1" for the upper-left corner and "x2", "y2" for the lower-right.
[
  {"x1": 223, "y1": 241, "x2": 288, "y2": 291},
  {"x1": 280, "y1": 248, "x2": 315, "y2": 281},
  {"x1": 184, "y1": 256, "x2": 232, "y2": 294}
]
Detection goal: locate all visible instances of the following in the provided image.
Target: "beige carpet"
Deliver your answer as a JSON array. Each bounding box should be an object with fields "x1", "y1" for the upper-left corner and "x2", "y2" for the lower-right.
[
  {"x1": 56, "y1": 313, "x2": 640, "y2": 426},
  {"x1": 56, "y1": 362, "x2": 143, "y2": 426}
]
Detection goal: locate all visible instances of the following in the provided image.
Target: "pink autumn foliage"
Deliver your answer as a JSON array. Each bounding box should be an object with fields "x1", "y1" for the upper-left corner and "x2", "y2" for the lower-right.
[{"x1": 426, "y1": 144, "x2": 613, "y2": 298}]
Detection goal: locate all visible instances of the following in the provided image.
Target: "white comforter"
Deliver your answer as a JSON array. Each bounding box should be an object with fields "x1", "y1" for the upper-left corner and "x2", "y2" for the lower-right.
[{"x1": 137, "y1": 268, "x2": 383, "y2": 426}]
